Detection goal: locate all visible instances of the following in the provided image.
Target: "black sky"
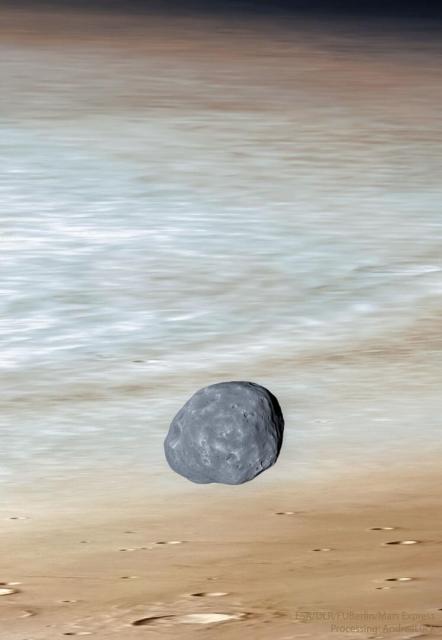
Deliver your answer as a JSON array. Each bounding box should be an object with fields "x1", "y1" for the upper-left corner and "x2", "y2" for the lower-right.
[{"x1": 5, "y1": 0, "x2": 442, "y2": 18}]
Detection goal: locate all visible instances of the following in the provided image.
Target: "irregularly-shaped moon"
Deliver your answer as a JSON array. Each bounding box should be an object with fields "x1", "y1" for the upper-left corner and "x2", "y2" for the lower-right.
[{"x1": 164, "y1": 381, "x2": 284, "y2": 485}]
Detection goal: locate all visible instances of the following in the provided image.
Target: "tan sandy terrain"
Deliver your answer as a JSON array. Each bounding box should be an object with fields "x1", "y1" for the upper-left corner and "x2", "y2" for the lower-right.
[{"x1": 1, "y1": 466, "x2": 441, "y2": 639}]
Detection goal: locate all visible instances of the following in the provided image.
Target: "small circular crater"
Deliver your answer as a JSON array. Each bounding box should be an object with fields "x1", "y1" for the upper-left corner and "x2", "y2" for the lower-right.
[
  {"x1": 385, "y1": 577, "x2": 415, "y2": 582},
  {"x1": 190, "y1": 592, "x2": 228, "y2": 597},
  {"x1": 369, "y1": 527, "x2": 396, "y2": 531},
  {"x1": 132, "y1": 615, "x2": 173, "y2": 626},
  {"x1": 175, "y1": 612, "x2": 247, "y2": 625},
  {"x1": 383, "y1": 540, "x2": 420, "y2": 546},
  {"x1": 59, "y1": 600, "x2": 78, "y2": 604},
  {"x1": 312, "y1": 547, "x2": 333, "y2": 552},
  {"x1": 0, "y1": 587, "x2": 18, "y2": 596}
]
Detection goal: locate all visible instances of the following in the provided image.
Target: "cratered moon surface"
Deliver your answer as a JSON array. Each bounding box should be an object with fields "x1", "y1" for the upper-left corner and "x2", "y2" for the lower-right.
[{"x1": 164, "y1": 381, "x2": 284, "y2": 485}]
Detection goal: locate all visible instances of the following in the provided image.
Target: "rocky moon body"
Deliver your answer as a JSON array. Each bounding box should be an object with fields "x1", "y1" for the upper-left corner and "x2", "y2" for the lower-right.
[{"x1": 164, "y1": 381, "x2": 284, "y2": 485}]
